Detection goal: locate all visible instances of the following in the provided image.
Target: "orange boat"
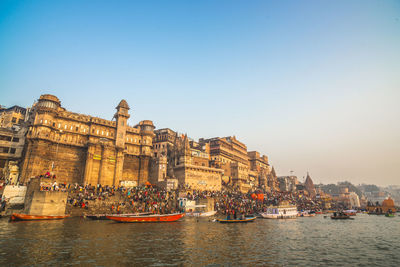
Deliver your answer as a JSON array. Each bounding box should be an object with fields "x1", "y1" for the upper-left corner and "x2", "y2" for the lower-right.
[
  {"x1": 106, "y1": 213, "x2": 185, "y2": 223},
  {"x1": 10, "y1": 213, "x2": 70, "y2": 221}
]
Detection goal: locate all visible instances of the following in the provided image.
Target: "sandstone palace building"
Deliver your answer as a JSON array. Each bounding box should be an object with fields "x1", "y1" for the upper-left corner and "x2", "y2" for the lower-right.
[
  {"x1": 1, "y1": 94, "x2": 279, "y2": 193},
  {"x1": 20, "y1": 94, "x2": 155, "y2": 186}
]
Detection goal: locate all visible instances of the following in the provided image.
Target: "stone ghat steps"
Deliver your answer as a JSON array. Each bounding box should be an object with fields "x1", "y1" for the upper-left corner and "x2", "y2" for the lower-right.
[{"x1": 66, "y1": 191, "x2": 140, "y2": 216}]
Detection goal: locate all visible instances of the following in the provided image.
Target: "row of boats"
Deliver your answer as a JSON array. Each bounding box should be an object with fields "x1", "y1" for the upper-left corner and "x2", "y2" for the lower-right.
[
  {"x1": 10, "y1": 205, "x2": 396, "y2": 223},
  {"x1": 9, "y1": 204, "x2": 299, "y2": 223}
]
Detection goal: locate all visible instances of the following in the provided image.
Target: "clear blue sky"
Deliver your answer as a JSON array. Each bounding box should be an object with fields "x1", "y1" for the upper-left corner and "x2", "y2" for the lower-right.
[{"x1": 1, "y1": 0, "x2": 399, "y2": 186}]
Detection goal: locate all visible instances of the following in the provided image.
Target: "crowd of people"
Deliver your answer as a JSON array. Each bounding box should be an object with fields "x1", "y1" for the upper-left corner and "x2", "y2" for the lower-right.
[
  {"x1": 2, "y1": 173, "x2": 323, "y2": 216},
  {"x1": 180, "y1": 188, "x2": 322, "y2": 216}
]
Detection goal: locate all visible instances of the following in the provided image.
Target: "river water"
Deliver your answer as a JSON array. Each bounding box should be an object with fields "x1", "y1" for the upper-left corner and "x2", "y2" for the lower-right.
[{"x1": 0, "y1": 214, "x2": 399, "y2": 266}]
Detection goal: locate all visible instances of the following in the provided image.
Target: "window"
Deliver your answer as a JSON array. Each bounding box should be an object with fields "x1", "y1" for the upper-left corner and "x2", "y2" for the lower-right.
[
  {"x1": 97, "y1": 130, "x2": 99, "y2": 135},
  {"x1": 44, "y1": 120, "x2": 47, "y2": 124},
  {"x1": 101, "y1": 131, "x2": 104, "y2": 135},
  {"x1": 76, "y1": 126, "x2": 79, "y2": 131},
  {"x1": 64, "y1": 125, "x2": 67, "y2": 129},
  {"x1": 58, "y1": 123, "x2": 61, "y2": 128},
  {"x1": 12, "y1": 137, "x2": 19, "y2": 143},
  {"x1": 106, "y1": 132, "x2": 109, "y2": 136},
  {"x1": 0, "y1": 136, "x2": 12, "y2": 141},
  {"x1": 9, "y1": 148, "x2": 16, "y2": 154},
  {"x1": 18, "y1": 119, "x2": 23, "y2": 124},
  {"x1": 53, "y1": 122, "x2": 56, "y2": 127},
  {"x1": 12, "y1": 117, "x2": 17, "y2": 123},
  {"x1": 70, "y1": 126, "x2": 73, "y2": 130}
]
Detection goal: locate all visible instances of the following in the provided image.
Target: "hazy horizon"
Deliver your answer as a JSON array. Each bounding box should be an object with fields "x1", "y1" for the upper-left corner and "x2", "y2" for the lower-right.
[{"x1": 1, "y1": 0, "x2": 399, "y2": 186}]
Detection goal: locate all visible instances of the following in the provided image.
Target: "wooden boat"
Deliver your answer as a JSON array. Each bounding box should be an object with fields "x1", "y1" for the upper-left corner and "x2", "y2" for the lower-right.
[
  {"x1": 385, "y1": 213, "x2": 395, "y2": 217},
  {"x1": 216, "y1": 217, "x2": 256, "y2": 223},
  {"x1": 298, "y1": 211, "x2": 316, "y2": 217},
  {"x1": 85, "y1": 212, "x2": 152, "y2": 220},
  {"x1": 84, "y1": 214, "x2": 108, "y2": 220},
  {"x1": 343, "y1": 210, "x2": 357, "y2": 216},
  {"x1": 10, "y1": 213, "x2": 69, "y2": 221},
  {"x1": 106, "y1": 213, "x2": 185, "y2": 223},
  {"x1": 330, "y1": 215, "x2": 354, "y2": 220}
]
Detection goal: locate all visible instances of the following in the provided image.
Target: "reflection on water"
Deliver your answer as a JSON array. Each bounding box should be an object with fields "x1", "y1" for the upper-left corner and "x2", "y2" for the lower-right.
[{"x1": 0, "y1": 215, "x2": 399, "y2": 266}]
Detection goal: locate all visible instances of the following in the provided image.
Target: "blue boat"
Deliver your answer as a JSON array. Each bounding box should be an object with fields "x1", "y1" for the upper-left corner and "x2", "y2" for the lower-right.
[{"x1": 216, "y1": 217, "x2": 256, "y2": 223}]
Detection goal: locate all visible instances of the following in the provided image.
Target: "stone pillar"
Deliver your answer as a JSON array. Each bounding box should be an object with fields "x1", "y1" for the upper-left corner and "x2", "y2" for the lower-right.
[
  {"x1": 113, "y1": 148, "x2": 124, "y2": 186},
  {"x1": 98, "y1": 145, "x2": 107, "y2": 185},
  {"x1": 83, "y1": 145, "x2": 95, "y2": 185}
]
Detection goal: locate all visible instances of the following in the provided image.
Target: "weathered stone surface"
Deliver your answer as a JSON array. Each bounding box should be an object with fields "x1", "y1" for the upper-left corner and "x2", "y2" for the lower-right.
[{"x1": 19, "y1": 95, "x2": 155, "y2": 186}]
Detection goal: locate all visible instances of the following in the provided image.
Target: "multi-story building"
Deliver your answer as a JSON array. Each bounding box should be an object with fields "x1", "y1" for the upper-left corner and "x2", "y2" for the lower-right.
[
  {"x1": 0, "y1": 105, "x2": 29, "y2": 128},
  {"x1": 248, "y1": 151, "x2": 271, "y2": 191},
  {"x1": 0, "y1": 105, "x2": 30, "y2": 183},
  {"x1": 277, "y1": 176, "x2": 298, "y2": 192},
  {"x1": 199, "y1": 136, "x2": 252, "y2": 192},
  {"x1": 152, "y1": 130, "x2": 222, "y2": 191},
  {"x1": 19, "y1": 94, "x2": 155, "y2": 186},
  {"x1": 152, "y1": 128, "x2": 176, "y2": 158}
]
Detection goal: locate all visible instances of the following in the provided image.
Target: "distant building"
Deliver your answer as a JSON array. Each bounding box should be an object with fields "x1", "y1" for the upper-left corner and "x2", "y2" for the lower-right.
[
  {"x1": 331, "y1": 187, "x2": 361, "y2": 208},
  {"x1": 277, "y1": 176, "x2": 298, "y2": 192},
  {"x1": 304, "y1": 173, "x2": 317, "y2": 198},
  {"x1": 367, "y1": 197, "x2": 396, "y2": 213},
  {"x1": 248, "y1": 151, "x2": 272, "y2": 191}
]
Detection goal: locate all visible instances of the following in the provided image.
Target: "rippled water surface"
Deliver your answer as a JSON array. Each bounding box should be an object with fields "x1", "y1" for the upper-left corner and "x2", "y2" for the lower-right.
[{"x1": 1, "y1": 214, "x2": 399, "y2": 266}]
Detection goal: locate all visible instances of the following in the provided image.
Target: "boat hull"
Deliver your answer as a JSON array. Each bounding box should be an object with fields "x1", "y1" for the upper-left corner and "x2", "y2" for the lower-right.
[
  {"x1": 106, "y1": 213, "x2": 185, "y2": 223},
  {"x1": 330, "y1": 216, "x2": 354, "y2": 220},
  {"x1": 10, "y1": 213, "x2": 69, "y2": 221},
  {"x1": 261, "y1": 213, "x2": 297, "y2": 219},
  {"x1": 85, "y1": 212, "x2": 152, "y2": 220},
  {"x1": 186, "y1": 211, "x2": 217, "y2": 217},
  {"x1": 217, "y1": 217, "x2": 256, "y2": 223}
]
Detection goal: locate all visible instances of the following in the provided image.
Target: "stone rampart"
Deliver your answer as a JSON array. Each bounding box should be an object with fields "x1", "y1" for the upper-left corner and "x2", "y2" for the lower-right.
[{"x1": 24, "y1": 190, "x2": 68, "y2": 216}]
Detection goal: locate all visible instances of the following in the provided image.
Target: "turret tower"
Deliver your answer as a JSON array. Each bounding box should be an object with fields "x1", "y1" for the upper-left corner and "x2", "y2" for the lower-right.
[{"x1": 114, "y1": 100, "x2": 130, "y2": 149}]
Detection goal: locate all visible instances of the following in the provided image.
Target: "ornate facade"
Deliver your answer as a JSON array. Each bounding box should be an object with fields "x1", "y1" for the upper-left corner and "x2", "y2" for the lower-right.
[
  {"x1": 151, "y1": 129, "x2": 222, "y2": 191},
  {"x1": 20, "y1": 94, "x2": 155, "y2": 186},
  {"x1": 0, "y1": 105, "x2": 29, "y2": 182}
]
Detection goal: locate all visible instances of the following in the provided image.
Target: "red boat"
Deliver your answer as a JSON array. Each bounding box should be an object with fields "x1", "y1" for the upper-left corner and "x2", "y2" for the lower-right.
[
  {"x1": 10, "y1": 213, "x2": 70, "y2": 221},
  {"x1": 106, "y1": 213, "x2": 185, "y2": 223}
]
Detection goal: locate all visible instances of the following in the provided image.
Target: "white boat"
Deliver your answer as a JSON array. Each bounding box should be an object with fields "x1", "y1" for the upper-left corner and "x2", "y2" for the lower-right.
[
  {"x1": 260, "y1": 205, "x2": 298, "y2": 219},
  {"x1": 298, "y1": 211, "x2": 316, "y2": 217},
  {"x1": 185, "y1": 204, "x2": 217, "y2": 217},
  {"x1": 186, "y1": 210, "x2": 218, "y2": 217}
]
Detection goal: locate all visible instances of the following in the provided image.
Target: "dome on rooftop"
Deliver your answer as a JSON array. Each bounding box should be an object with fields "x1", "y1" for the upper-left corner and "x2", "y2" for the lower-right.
[
  {"x1": 39, "y1": 94, "x2": 60, "y2": 104},
  {"x1": 117, "y1": 99, "x2": 130, "y2": 109}
]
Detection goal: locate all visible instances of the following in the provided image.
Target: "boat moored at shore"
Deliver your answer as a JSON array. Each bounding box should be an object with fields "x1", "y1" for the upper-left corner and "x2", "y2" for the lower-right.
[
  {"x1": 260, "y1": 205, "x2": 298, "y2": 219},
  {"x1": 10, "y1": 213, "x2": 70, "y2": 221},
  {"x1": 106, "y1": 213, "x2": 185, "y2": 223}
]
